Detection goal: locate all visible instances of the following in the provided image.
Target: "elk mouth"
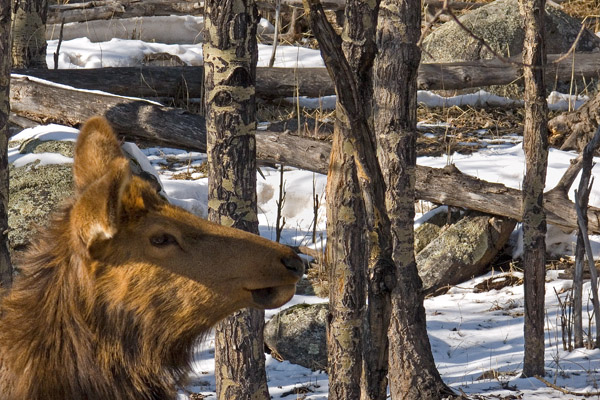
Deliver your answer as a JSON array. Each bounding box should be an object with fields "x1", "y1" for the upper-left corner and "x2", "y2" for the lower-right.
[{"x1": 250, "y1": 284, "x2": 297, "y2": 309}]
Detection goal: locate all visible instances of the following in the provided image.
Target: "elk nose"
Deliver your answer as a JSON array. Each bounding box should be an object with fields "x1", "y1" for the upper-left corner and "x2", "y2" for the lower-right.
[{"x1": 282, "y1": 255, "x2": 304, "y2": 278}]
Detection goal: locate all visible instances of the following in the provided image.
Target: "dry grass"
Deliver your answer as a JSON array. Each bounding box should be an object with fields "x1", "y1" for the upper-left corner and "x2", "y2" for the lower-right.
[{"x1": 562, "y1": 0, "x2": 600, "y2": 31}]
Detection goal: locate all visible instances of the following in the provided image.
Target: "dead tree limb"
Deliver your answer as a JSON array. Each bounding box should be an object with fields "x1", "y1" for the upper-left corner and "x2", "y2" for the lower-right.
[
  {"x1": 16, "y1": 52, "x2": 600, "y2": 98},
  {"x1": 9, "y1": 75, "x2": 599, "y2": 234},
  {"x1": 549, "y1": 90, "x2": 600, "y2": 152}
]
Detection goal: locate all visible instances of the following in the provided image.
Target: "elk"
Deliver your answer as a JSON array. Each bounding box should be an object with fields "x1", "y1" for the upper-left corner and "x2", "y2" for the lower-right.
[{"x1": 0, "y1": 116, "x2": 303, "y2": 400}]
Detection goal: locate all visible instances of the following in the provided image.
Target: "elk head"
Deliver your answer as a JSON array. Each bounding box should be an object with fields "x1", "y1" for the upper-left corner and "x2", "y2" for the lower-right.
[{"x1": 70, "y1": 117, "x2": 303, "y2": 321}]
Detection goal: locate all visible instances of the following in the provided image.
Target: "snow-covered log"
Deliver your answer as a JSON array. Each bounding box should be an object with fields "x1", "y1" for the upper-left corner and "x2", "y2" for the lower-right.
[{"x1": 9, "y1": 75, "x2": 599, "y2": 234}]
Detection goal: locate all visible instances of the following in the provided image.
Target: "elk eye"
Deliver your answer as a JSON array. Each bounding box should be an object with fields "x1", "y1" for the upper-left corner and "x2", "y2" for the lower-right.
[{"x1": 150, "y1": 233, "x2": 177, "y2": 247}]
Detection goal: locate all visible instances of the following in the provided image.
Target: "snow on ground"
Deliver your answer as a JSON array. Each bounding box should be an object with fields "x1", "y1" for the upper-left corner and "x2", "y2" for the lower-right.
[{"x1": 8, "y1": 27, "x2": 598, "y2": 399}]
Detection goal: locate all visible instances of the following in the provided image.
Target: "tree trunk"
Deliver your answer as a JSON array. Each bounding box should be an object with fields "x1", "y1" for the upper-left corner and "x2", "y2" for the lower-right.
[
  {"x1": 519, "y1": 0, "x2": 549, "y2": 378},
  {"x1": 303, "y1": 2, "x2": 402, "y2": 400},
  {"x1": 573, "y1": 128, "x2": 600, "y2": 348},
  {"x1": 12, "y1": 0, "x2": 48, "y2": 69},
  {"x1": 203, "y1": 2, "x2": 269, "y2": 399},
  {"x1": 374, "y1": 0, "x2": 452, "y2": 398},
  {"x1": 325, "y1": 116, "x2": 367, "y2": 400},
  {"x1": 324, "y1": 0, "x2": 380, "y2": 396},
  {"x1": 0, "y1": 0, "x2": 12, "y2": 288}
]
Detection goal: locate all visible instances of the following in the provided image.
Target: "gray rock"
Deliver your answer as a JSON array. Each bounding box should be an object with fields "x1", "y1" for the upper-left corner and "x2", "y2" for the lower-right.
[
  {"x1": 264, "y1": 303, "x2": 328, "y2": 371},
  {"x1": 417, "y1": 213, "x2": 516, "y2": 295},
  {"x1": 19, "y1": 138, "x2": 74, "y2": 158},
  {"x1": 9, "y1": 161, "x2": 74, "y2": 255},
  {"x1": 422, "y1": 0, "x2": 600, "y2": 95},
  {"x1": 423, "y1": 0, "x2": 600, "y2": 63},
  {"x1": 415, "y1": 207, "x2": 462, "y2": 254}
]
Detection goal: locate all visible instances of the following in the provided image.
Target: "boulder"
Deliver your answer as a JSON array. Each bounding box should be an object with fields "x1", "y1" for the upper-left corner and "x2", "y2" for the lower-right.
[
  {"x1": 417, "y1": 213, "x2": 517, "y2": 295},
  {"x1": 423, "y1": 0, "x2": 600, "y2": 63},
  {"x1": 421, "y1": 0, "x2": 600, "y2": 95},
  {"x1": 18, "y1": 138, "x2": 74, "y2": 158},
  {"x1": 415, "y1": 206, "x2": 462, "y2": 254},
  {"x1": 264, "y1": 303, "x2": 328, "y2": 371},
  {"x1": 9, "y1": 139, "x2": 75, "y2": 256}
]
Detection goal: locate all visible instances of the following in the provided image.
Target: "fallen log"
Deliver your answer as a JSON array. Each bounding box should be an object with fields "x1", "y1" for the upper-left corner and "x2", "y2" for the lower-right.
[
  {"x1": 13, "y1": 67, "x2": 335, "y2": 99},
  {"x1": 18, "y1": 53, "x2": 600, "y2": 97},
  {"x1": 48, "y1": 1, "x2": 202, "y2": 24},
  {"x1": 47, "y1": 0, "x2": 483, "y2": 24},
  {"x1": 416, "y1": 53, "x2": 600, "y2": 91},
  {"x1": 9, "y1": 75, "x2": 599, "y2": 233}
]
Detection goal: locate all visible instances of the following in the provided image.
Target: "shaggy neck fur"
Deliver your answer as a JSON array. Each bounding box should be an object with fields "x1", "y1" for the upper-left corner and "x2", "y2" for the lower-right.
[{"x1": 0, "y1": 205, "x2": 211, "y2": 400}]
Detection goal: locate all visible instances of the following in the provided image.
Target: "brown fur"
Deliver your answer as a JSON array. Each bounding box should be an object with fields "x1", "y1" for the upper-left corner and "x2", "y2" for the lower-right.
[{"x1": 0, "y1": 116, "x2": 303, "y2": 400}]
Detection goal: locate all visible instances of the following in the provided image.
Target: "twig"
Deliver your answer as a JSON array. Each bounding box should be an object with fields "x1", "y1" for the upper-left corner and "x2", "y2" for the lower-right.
[
  {"x1": 53, "y1": 18, "x2": 66, "y2": 70},
  {"x1": 536, "y1": 375, "x2": 600, "y2": 396},
  {"x1": 275, "y1": 163, "x2": 286, "y2": 242},
  {"x1": 268, "y1": 0, "x2": 281, "y2": 68},
  {"x1": 548, "y1": 155, "x2": 583, "y2": 194},
  {"x1": 551, "y1": 20, "x2": 587, "y2": 65}
]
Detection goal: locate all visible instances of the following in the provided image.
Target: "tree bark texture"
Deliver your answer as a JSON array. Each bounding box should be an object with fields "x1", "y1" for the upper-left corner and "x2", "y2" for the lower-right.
[
  {"x1": 320, "y1": 0, "x2": 379, "y2": 397},
  {"x1": 573, "y1": 127, "x2": 600, "y2": 348},
  {"x1": 303, "y1": 1, "x2": 399, "y2": 399},
  {"x1": 0, "y1": 0, "x2": 12, "y2": 288},
  {"x1": 374, "y1": 0, "x2": 452, "y2": 398},
  {"x1": 337, "y1": 2, "x2": 389, "y2": 400},
  {"x1": 519, "y1": 0, "x2": 549, "y2": 378},
  {"x1": 325, "y1": 116, "x2": 367, "y2": 400},
  {"x1": 9, "y1": 76, "x2": 600, "y2": 235},
  {"x1": 203, "y1": 2, "x2": 269, "y2": 399},
  {"x1": 417, "y1": 53, "x2": 600, "y2": 92},
  {"x1": 12, "y1": 0, "x2": 48, "y2": 69}
]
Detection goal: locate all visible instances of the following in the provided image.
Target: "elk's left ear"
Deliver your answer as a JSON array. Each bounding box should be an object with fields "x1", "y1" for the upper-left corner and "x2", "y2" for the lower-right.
[
  {"x1": 74, "y1": 116, "x2": 126, "y2": 194},
  {"x1": 71, "y1": 158, "x2": 131, "y2": 250}
]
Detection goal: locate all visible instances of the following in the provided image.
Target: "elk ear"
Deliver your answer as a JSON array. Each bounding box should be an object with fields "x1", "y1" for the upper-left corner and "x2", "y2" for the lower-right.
[
  {"x1": 71, "y1": 158, "x2": 131, "y2": 249},
  {"x1": 74, "y1": 116, "x2": 126, "y2": 193}
]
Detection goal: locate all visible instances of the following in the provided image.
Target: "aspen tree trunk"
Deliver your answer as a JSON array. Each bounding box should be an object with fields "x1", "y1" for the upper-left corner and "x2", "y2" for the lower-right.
[
  {"x1": 374, "y1": 0, "x2": 452, "y2": 398},
  {"x1": 203, "y1": 2, "x2": 269, "y2": 399},
  {"x1": 336, "y1": 4, "x2": 396, "y2": 400},
  {"x1": 326, "y1": 0, "x2": 378, "y2": 397},
  {"x1": 325, "y1": 117, "x2": 367, "y2": 400},
  {"x1": 12, "y1": 0, "x2": 48, "y2": 68},
  {"x1": 0, "y1": 0, "x2": 13, "y2": 288},
  {"x1": 519, "y1": 0, "x2": 548, "y2": 378}
]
